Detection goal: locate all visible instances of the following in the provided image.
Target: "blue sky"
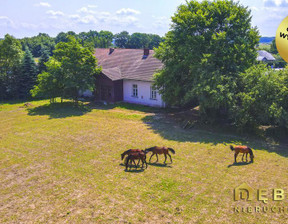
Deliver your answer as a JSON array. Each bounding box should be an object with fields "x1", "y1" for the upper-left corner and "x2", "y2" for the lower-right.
[{"x1": 0, "y1": 0, "x2": 287, "y2": 38}]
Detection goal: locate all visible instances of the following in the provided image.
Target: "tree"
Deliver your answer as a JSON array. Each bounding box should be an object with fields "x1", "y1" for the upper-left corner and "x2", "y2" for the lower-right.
[
  {"x1": 270, "y1": 39, "x2": 278, "y2": 54},
  {"x1": 0, "y1": 34, "x2": 23, "y2": 99},
  {"x1": 114, "y1": 31, "x2": 130, "y2": 48},
  {"x1": 38, "y1": 49, "x2": 50, "y2": 73},
  {"x1": 18, "y1": 47, "x2": 38, "y2": 98},
  {"x1": 128, "y1": 33, "x2": 150, "y2": 49},
  {"x1": 232, "y1": 64, "x2": 288, "y2": 130},
  {"x1": 31, "y1": 58, "x2": 63, "y2": 102},
  {"x1": 32, "y1": 36, "x2": 101, "y2": 102},
  {"x1": 154, "y1": 0, "x2": 259, "y2": 120},
  {"x1": 20, "y1": 33, "x2": 55, "y2": 57}
]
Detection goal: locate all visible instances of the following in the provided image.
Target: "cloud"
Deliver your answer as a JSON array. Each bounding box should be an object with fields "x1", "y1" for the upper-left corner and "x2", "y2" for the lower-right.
[
  {"x1": 87, "y1": 5, "x2": 98, "y2": 8},
  {"x1": 77, "y1": 15, "x2": 98, "y2": 24},
  {"x1": 116, "y1": 8, "x2": 141, "y2": 16},
  {"x1": 46, "y1": 10, "x2": 65, "y2": 19},
  {"x1": 111, "y1": 16, "x2": 139, "y2": 26},
  {"x1": 0, "y1": 16, "x2": 16, "y2": 28},
  {"x1": 152, "y1": 16, "x2": 170, "y2": 29},
  {"x1": 20, "y1": 23, "x2": 38, "y2": 29},
  {"x1": 264, "y1": 0, "x2": 288, "y2": 7},
  {"x1": 78, "y1": 7, "x2": 97, "y2": 14},
  {"x1": 35, "y1": 2, "x2": 51, "y2": 7}
]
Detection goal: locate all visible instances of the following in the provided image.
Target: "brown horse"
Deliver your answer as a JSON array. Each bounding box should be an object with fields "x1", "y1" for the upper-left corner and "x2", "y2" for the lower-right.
[
  {"x1": 144, "y1": 146, "x2": 175, "y2": 164},
  {"x1": 125, "y1": 151, "x2": 147, "y2": 170},
  {"x1": 230, "y1": 145, "x2": 254, "y2": 163},
  {"x1": 121, "y1": 149, "x2": 143, "y2": 166}
]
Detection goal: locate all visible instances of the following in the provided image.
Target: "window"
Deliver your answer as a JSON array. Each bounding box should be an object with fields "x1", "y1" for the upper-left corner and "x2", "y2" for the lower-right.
[
  {"x1": 150, "y1": 86, "x2": 157, "y2": 100},
  {"x1": 132, "y1": 84, "x2": 138, "y2": 97}
]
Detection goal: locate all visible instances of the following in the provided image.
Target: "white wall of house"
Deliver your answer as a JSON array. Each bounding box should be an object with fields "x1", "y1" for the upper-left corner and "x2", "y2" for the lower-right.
[{"x1": 123, "y1": 79, "x2": 165, "y2": 107}]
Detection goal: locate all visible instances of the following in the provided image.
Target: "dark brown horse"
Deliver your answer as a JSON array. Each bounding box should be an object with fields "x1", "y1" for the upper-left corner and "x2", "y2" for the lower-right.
[
  {"x1": 125, "y1": 151, "x2": 147, "y2": 170},
  {"x1": 121, "y1": 149, "x2": 143, "y2": 166},
  {"x1": 230, "y1": 145, "x2": 254, "y2": 163},
  {"x1": 144, "y1": 146, "x2": 175, "y2": 164}
]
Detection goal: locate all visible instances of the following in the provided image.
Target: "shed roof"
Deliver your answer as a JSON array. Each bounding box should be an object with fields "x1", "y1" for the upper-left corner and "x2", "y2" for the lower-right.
[
  {"x1": 257, "y1": 50, "x2": 276, "y2": 61},
  {"x1": 94, "y1": 48, "x2": 163, "y2": 81}
]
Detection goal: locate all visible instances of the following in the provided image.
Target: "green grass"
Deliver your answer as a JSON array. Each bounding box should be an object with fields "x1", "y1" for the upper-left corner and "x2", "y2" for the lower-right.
[{"x1": 0, "y1": 99, "x2": 288, "y2": 223}]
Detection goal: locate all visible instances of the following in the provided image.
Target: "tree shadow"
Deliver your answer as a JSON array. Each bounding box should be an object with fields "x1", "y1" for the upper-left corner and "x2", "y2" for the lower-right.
[
  {"x1": 140, "y1": 114, "x2": 288, "y2": 159},
  {"x1": 87, "y1": 101, "x2": 165, "y2": 113},
  {"x1": 27, "y1": 102, "x2": 92, "y2": 119},
  {"x1": 227, "y1": 161, "x2": 254, "y2": 168}
]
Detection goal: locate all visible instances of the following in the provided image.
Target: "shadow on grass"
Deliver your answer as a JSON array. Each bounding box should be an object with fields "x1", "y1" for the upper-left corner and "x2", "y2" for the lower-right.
[
  {"x1": 147, "y1": 163, "x2": 172, "y2": 168},
  {"x1": 124, "y1": 169, "x2": 145, "y2": 173},
  {"x1": 27, "y1": 102, "x2": 92, "y2": 119},
  {"x1": 140, "y1": 115, "x2": 288, "y2": 159},
  {"x1": 227, "y1": 161, "x2": 254, "y2": 168},
  {"x1": 88, "y1": 101, "x2": 165, "y2": 114}
]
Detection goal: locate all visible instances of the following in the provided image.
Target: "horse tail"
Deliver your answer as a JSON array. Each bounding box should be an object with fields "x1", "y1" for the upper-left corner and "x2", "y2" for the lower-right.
[
  {"x1": 230, "y1": 145, "x2": 234, "y2": 151},
  {"x1": 168, "y1": 148, "x2": 175, "y2": 154}
]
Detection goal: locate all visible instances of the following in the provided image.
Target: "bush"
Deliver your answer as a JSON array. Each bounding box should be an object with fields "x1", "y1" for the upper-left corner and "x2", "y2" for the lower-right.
[{"x1": 231, "y1": 64, "x2": 288, "y2": 130}]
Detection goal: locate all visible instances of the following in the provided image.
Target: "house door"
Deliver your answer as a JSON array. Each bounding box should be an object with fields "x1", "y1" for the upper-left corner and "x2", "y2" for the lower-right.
[{"x1": 101, "y1": 85, "x2": 112, "y2": 101}]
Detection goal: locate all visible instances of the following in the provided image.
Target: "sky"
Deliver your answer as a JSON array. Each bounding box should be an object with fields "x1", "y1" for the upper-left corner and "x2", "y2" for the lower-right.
[{"x1": 0, "y1": 0, "x2": 287, "y2": 38}]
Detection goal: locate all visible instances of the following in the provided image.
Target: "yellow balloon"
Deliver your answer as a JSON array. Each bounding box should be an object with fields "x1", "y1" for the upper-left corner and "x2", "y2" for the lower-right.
[{"x1": 276, "y1": 16, "x2": 288, "y2": 63}]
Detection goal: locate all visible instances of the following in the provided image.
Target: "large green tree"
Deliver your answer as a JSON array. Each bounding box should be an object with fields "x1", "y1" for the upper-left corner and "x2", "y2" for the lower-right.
[
  {"x1": 154, "y1": 0, "x2": 259, "y2": 119},
  {"x1": 0, "y1": 34, "x2": 24, "y2": 99},
  {"x1": 31, "y1": 36, "x2": 101, "y2": 102},
  {"x1": 20, "y1": 33, "x2": 55, "y2": 57},
  {"x1": 18, "y1": 47, "x2": 38, "y2": 98}
]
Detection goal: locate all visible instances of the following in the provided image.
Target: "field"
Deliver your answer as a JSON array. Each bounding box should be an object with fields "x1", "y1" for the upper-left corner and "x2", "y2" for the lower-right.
[{"x1": 0, "y1": 99, "x2": 288, "y2": 223}]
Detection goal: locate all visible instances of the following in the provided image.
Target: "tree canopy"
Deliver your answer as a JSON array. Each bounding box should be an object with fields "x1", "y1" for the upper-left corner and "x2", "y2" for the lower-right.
[
  {"x1": 31, "y1": 36, "x2": 101, "y2": 102},
  {"x1": 0, "y1": 34, "x2": 24, "y2": 99},
  {"x1": 154, "y1": 0, "x2": 259, "y2": 119},
  {"x1": 114, "y1": 31, "x2": 163, "y2": 49}
]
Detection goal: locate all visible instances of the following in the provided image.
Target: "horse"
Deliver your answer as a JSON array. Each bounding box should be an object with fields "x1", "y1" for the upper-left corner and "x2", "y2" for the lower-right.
[
  {"x1": 230, "y1": 145, "x2": 254, "y2": 163},
  {"x1": 144, "y1": 146, "x2": 175, "y2": 164},
  {"x1": 121, "y1": 149, "x2": 143, "y2": 166},
  {"x1": 125, "y1": 151, "x2": 147, "y2": 170}
]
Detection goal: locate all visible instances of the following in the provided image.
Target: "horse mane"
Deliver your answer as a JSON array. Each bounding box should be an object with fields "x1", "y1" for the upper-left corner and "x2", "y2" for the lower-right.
[
  {"x1": 121, "y1": 149, "x2": 131, "y2": 160},
  {"x1": 248, "y1": 147, "x2": 254, "y2": 156},
  {"x1": 145, "y1": 146, "x2": 156, "y2": 152}
]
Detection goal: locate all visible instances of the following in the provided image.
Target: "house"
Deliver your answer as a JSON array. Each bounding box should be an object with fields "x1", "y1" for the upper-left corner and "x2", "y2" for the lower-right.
[
  {"x1": 257, "y1": 50, "x2": 276, "y2": 62},
  {"x1": 87, "y1": 48, "x2": 165, "y2": 107}
]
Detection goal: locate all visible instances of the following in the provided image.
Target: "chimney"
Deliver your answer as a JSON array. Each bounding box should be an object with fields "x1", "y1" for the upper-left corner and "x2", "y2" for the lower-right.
[
  {"x1": 144, "y1": 48, "x2": 150, "y2": 56},
  {"x1": 109, "y1": 48, "x2": 114, "y2": 55}
]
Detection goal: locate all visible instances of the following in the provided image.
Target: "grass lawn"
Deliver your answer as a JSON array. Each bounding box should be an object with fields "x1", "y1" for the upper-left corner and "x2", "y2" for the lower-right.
[{"x1": 0, "y1": 99, "x2": 288, "y2": 223}]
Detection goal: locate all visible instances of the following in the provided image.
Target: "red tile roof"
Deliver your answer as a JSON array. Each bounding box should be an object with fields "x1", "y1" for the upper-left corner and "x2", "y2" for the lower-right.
[{"x1": 94, "y1": 48, "x2": 163, "y2": 81}]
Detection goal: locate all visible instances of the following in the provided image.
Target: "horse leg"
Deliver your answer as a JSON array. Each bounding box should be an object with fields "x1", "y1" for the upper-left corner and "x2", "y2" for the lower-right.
[
  {"x1": 141, "y1": 158, "x2": 144, "y2": 169},
  {"x1": 155, "y1": 154, "x2": 159, "y2": 162},
  {"x1": 164, "y1": 154, "x2": 167, "y2": 164},
  {"x1": 234, "y1": 152, "x2": 239, "y2": 163},
  {"x1": 168, "y1": 153, "x2": 173, "y2": 163},
  {"x1": 246, "y1": 153, "x2": 248, "y2": 162},
  {"x1": 125, "y1": 157, "x2": 130, "y2": 170},
  {"x1": 136, "y1": 159, "x2": 141, "y2": 167},
  {"x1": 149, "y1": 153, "x2": 155, "y2": 163},
  {"x1": 242, "y1": 153, "x2": 244, "y2": 162}
]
